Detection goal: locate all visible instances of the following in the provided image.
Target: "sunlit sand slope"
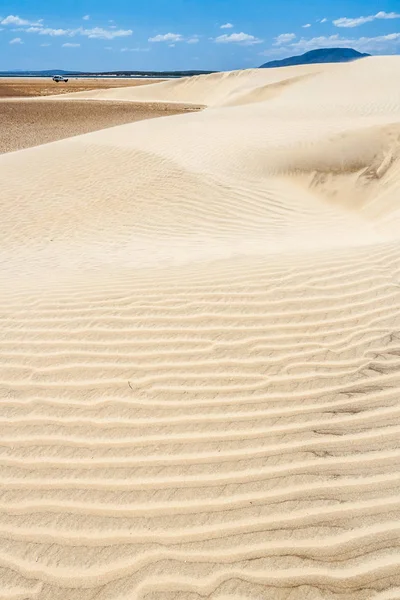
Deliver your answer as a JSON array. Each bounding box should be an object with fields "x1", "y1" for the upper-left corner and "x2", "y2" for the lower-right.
[{"x1": 1, "y1": 56, "x2": 400, "y2": 600}]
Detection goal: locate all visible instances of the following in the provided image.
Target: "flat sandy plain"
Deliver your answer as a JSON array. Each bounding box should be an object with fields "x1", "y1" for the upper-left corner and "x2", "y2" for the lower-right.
[
  {"x1": 0, "y1": 76, "x2": 164, "y2": 98},
  {"x1": 1, "y1": 57, "x2": 400, "y2": 600},
  {"x1": 0, "y1": 78, "x2": 199, "y2": 153}
]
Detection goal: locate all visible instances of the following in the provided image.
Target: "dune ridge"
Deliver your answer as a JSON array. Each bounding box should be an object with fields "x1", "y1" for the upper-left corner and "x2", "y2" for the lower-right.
[{"x1": 1, "y1": 55, "x2": 400, "y2": 599}]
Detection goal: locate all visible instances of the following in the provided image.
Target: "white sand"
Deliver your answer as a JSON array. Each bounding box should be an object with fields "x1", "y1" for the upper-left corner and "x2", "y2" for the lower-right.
[{"x1": 1, "y1": 55, "x2": 400, "y2": 599}]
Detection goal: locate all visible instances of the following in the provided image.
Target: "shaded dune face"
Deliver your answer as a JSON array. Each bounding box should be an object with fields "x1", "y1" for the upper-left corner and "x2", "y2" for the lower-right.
[{"x1": 1, "y1": 56, "x2": 400, "y2": 600}]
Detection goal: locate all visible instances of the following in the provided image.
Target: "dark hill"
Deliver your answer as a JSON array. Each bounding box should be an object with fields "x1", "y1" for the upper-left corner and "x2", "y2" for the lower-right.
[{"x1": 260, "y1": 47, "x2": 370, "y2": 69}]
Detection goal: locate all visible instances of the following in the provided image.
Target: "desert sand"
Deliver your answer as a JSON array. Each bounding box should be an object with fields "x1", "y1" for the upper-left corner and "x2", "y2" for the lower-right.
[
  {"x1": 0, "y1": 100, "x2": 200, "y2": 154},
  {"x1": 0, "y1": 76, "x2": 164, "y2": 98},
  {"x1": 1, "y1": 55, "x2": 400, "y2": 600}
]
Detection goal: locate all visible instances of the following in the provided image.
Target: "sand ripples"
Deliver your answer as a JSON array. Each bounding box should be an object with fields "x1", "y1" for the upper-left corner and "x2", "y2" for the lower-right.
[
  {"x1": 1, "y1": 57, "x2": 400, "y2": 599},
  {"x1": 1, "y1": 247, "x2": 400, "y2": 598}
]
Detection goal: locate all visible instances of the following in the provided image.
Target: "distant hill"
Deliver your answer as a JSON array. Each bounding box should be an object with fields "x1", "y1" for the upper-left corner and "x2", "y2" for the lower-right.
[{"x1": 260, "y1": 48, "x2": 370, "y2": 69}]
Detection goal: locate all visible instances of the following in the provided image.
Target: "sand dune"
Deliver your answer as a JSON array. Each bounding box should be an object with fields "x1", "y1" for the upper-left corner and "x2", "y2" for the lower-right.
[
  {"x1": 1, "y1": 55, "x2": 400, "y2": 599},
  {"x1": 58, "y1": 63, "x2": 330, "y2": 106}
]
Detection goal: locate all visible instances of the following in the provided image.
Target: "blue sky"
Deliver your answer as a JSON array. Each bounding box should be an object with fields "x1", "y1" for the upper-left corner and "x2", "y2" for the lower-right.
[{"x1": 2, "y1": 0, "x2": 400, "y2": 71}]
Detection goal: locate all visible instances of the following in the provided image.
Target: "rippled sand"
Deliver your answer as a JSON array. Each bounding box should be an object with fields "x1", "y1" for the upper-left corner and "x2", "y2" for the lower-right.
[{"x1": 1, "y1": 56, "x2": 400, "y2": 600}]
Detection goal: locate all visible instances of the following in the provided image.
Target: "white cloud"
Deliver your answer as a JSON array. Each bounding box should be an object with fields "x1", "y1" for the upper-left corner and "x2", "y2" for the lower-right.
[
  {"x1": 148, "y1": 32, "x2": 183, "y2": 42},
  {"x1": 28, "y1": 27, "x2": 69, "y2": 36},
  {"x1": 333, "y1": 16, "x2": 372, "y2": 27},
  {"x1": 274, "y1": 33, "x2": 296, "y2": 45},
  {"x1": 1, "y1": 14, "x2": 41, "y2": 26},
  {"x1": 105, "y1": 46, "x2": 113, "y2": 50},
  {"x1": 215, "y1": 32, "x2": 263, "y2": 45},
  {"x1": 80, "y1": 26, "x2": 132, "y2": 39},
  {"x1": 220, "y1": 23, "x2": 233, "y2": 29},
  {"x1": 20, "y1": 25, "x2": 132, "y2": 39},
  {"x1": 283, "y1": 33, "x2": 338, "y2": 52},
  {"x1": 121, "y1": 47, "x2": 150, "y2": 52},
  {"x1": 333, "y1": 11, "x2": 400, "y2": 28},
  {"x1": 149, "y1": 32, "x2": 198, "y2": 44},
  {"x1": 302, "y1": 23, "x2": 311, "y2": 28},
  {"x1": 277, "y1": 32, "x2": 400, "y2": 54},
  {"x1": 9, "y1": 37, "x2": 23, "y2": 44},
  {"x1": 62, "y1": 42, "x2": 80, "y2": 47},
  {"x1": 4, "y1": 14, "x2": 133, "y2": 41},
  {"x1": 168, "y1": 43, "x2": 175, "y2": 47},
  {"x1": 320, "y1": 18, "x2": 328, "y2": 23}
]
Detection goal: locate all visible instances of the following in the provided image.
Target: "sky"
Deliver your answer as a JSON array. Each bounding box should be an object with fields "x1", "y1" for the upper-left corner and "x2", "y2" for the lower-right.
[{"x1": 2, "y1": 0, "x2": 400, "y2": 72}]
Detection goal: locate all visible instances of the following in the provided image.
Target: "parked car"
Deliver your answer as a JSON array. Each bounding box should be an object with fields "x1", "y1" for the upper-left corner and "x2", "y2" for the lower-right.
[{"x1": 52, "y1": 75, "x2": 68, "y2": 83}]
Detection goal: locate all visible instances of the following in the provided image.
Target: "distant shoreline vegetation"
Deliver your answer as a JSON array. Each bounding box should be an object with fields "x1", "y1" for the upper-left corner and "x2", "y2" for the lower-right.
[{"x1": 0, "y1": 69, "x2": 217, "y2": 79}]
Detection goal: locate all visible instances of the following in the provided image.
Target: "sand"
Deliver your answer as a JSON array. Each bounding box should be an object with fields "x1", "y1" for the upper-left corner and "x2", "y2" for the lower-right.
[
  {"x1": 0, "y1": 100, "x2": 201, "y2": 154},
  {"x1": 1, "y1": 55, "x2": 400, "y2": 599},
  {"x1": 0, "y1": 76, "x2": 164, "y2": 98}
]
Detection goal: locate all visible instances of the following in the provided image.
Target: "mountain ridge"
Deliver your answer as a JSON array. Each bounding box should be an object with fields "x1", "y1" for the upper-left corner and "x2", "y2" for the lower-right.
[{"x1": 260, "y1": 47, "x2": 370, "y2": 69}]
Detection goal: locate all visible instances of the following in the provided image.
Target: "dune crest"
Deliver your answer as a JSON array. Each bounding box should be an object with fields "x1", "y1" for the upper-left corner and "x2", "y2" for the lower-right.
[{"x1": 1, "y1": 56, "x2": 400, "y2": 599}]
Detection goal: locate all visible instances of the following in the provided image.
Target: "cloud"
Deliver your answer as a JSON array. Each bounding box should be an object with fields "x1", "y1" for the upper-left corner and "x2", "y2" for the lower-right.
[
  {"x1": 26, "y1": 27, "x2": 69, "y2": 36},
  {"x1": 148, "y1": 32, "x2": 183, "y2": 42},
  {"x1": 215, "y1": 32, "x2": 263, "y2": 45},
  {"x1": 272, "y1": 32, "x2": 400, "y2": 55},
  {"x1": 220, "y1": 23, "x2": 233, "y2": 29},
  {"x1": 40, "y1": 43, "x2": 51, "y2": 46},
  {"x1": 20, "y1": 25, "x2": 132, "y2": 39},
  {"x1": 1, "y1": 14, "x2": 41, "y2": 26},
  {"x1": 320, "y1": 18, "x2": 328, "y2": 23},
  {"x1": 4, "y1": 14, "x2": 133, "y2": 41},
  {"x1": 121, "y1": 46, "x2": 150, "y2": 52},
  {"x1": 274, "y1": 33, "x2": 296, "y2": 45},
  {"x1": 80, "y1": 26, "x2": 132, "y2": 39},
  {"x1": 105, "y1": 46, "x2": 113, "y2": 50},
  {"x1": 62, "y1": 42, "x2": 80, "y2": 47},
  {"x1": 148, "y1": 32, "x2": 199, "y2": 44},
  {"x1": 9, "y1": 37, "x2": 23, "y2": 44},
  {"x1": 333, "y1": 11, "x2": 400, "y2": 28},
  {"x1": 302, "y1": 23, "x2": 311, "y2": 28}
]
